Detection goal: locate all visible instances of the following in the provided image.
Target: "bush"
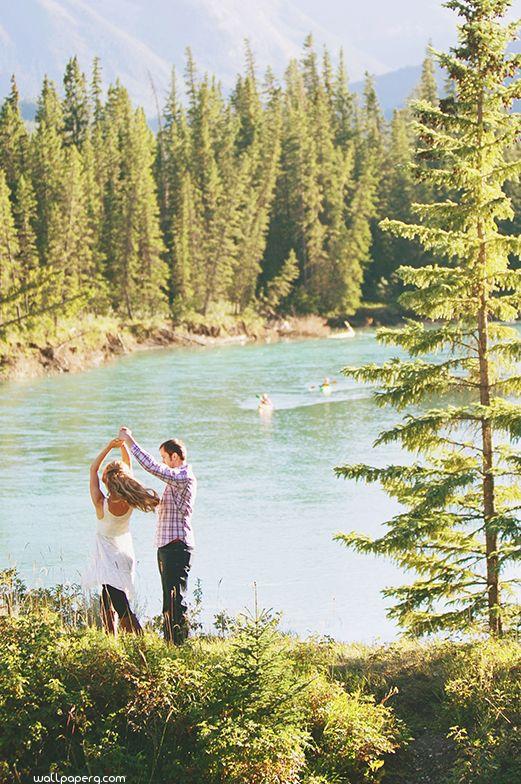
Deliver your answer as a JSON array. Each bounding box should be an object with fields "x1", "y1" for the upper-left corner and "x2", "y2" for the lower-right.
[
  {"x1": 0, "y1": 601, "x2": 404, "y2": 784},
  {"x1": 444, "y1": 640, "x2": 521, "y2": 784},
  {"x1": 4, "y1": 572, "x2": 517, "y2": 783}
]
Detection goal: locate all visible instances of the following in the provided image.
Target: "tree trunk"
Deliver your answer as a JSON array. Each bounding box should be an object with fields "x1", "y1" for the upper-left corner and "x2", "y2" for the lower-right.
[
  {"x1": 477, "y1": 293, "x2": 501, "y2": 636},
  {"x1": 476, "y1": 90, "x2": 501, "y2": 636}
]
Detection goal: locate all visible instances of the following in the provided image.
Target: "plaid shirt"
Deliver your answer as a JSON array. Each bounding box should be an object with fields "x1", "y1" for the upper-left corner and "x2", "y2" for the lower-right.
[{"x1": 130, "y1": 443, "x2": 196, "y2": 549}]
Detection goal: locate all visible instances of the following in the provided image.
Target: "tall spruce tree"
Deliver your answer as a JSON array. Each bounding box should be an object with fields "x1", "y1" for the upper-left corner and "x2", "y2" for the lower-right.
[
  {"x1": 269, "y1": 57, "x2": 325, "y2": 312},
  {"x1": 369, "y1": 108, "x2": 417, "y2": 302},
  {"x1": 335, "y1": 0, "x2": 520, "y2": 636},
  {"x1": 0, "y1": 76, "x2": 29, "y2": 198},
  {"x1": 415, "y1": 47, "x2": 439, "y2": 105},
  {"x1": 46, "y1": 145, "x2": 95, "y2": 301},
  {"x1": 0, "y1": 171, "x2": 21, "y2": 326},
  {"x1": 228, "y1": 45, "x2": 281, "y2": 312},
  {"x1": 62, "y1": 56, "x2": 90, "y2": 148},
  {"x1": 355, "y1": 73, "x2": 385, "y2": 302},
  {"x1": 185, "y1": 66, "x2": 236, "y2": 313},
  {"x1": 100, "y1": 84, "x2": 167, "y2": 317},
  {"x1": 129, "y1": 108, "x2": 168, "y2": 316},
  {"x1": 302, "y1": 38, "x2": 356, "y2": 314},
  {"x1": 31, "y1": 77, "x2": 65, "y2": 264}
]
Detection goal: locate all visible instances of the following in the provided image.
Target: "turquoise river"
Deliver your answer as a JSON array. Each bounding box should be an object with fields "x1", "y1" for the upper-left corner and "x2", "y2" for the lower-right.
[{"x1": 1, "y1": 331, "x2": 430, "y2": 641}]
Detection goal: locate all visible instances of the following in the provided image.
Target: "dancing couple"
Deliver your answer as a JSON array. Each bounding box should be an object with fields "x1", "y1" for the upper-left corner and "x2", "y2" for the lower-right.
[{"x1": 85, "y1": 426, "x2": 196, "y2": 644}]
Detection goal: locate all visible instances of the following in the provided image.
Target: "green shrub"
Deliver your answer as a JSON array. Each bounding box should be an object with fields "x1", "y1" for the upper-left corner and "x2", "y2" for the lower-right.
[
  {"x1": 0, "y1": 599, "x2": 407, "y2": 784},
  {"x1": 444, "y1": 640, "x2": 521, "y2": 784},
  {"x1": 303, "y1": 674, "x2": 407, "y2": 783},
  {"x1": 198, "y1": 609, "x2": 309, "y2": 784}
]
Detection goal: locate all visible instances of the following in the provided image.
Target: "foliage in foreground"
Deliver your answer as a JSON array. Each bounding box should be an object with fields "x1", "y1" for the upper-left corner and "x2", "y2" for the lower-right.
[
  {"x1": 0, "y1": 599, "x2": 519, "y2": 784},
  {"x1": 336, "y1": 0, "x2": 521, "y2": 637},
  {"x1": 0, "y1": 606, "x2": 404, "y2": 784}
]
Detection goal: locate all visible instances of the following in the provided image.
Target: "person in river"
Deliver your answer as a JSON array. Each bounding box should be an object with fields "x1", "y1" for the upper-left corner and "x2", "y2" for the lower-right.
[
  {"x1": 86, "y1": 438, "x2": 160, "y2": 635},
  {"x1": 118, "y1": 426, "x2": 197, "y2": 645},
  {"x1": 258, "y1": 392, "x2": 274, "y2": 415}
]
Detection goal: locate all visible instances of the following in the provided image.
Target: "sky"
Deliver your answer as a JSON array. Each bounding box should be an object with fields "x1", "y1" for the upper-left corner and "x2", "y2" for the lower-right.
[{"x1": 283, "y1": 0, "x2": 459, "y2": 73}]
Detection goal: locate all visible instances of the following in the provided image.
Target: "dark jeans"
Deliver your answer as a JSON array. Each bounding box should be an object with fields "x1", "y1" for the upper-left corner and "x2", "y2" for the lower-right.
[
  {"x1": 101, "y1": 584, "x2": 142, "y2": 634},
  {"x1": 157, "y1": 540, "x2": 192, "y2": 644}
]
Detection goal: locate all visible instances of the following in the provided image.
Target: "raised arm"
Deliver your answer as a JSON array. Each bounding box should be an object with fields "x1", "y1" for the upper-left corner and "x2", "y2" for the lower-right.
[
  {"x1": 120, "y1": 442, "x2": 132, "y2": 475},
  {"x1": 89, "y1": 439, "x2": 123, "y2": 516},
  {"x1": 118, "y1": 427, "x2": 191, "y2": 486}
]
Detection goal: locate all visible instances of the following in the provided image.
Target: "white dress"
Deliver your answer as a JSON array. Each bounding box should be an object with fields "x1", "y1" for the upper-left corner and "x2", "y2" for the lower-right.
[{"x1": 83, "y1": 498, "x2": 135, "y2": 597}]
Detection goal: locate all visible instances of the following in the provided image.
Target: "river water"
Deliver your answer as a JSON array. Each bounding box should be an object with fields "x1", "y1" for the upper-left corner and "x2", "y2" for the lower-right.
[{"x1": 0, "y1": 331, "x2": 419, "y2": 641}]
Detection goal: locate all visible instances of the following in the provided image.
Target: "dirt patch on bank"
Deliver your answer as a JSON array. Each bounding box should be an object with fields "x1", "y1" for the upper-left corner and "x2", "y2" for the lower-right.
[{"x1": 0, "y1": 316, "x2": 337, "y2": 383}]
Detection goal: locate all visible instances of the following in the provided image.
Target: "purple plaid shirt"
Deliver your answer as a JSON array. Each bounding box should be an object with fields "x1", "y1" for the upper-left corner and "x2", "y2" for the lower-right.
[{"x1": 130, "y1": 443, "x2": 196, "y2": 549}]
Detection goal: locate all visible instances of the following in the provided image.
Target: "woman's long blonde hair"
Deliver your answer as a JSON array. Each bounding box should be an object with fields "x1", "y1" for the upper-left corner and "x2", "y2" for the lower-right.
[{"x1": 103, "y1": 461, "x2": 160, "y2": 512}]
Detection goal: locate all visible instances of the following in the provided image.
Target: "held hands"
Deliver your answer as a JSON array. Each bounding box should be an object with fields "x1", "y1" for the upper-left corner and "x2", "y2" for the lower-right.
[
  {"x1": 108, "y1": 438, "x2": 124, "y2": 449},
  {"x1": 118, "y1": 426, "x2": 133, "y2": 444}
]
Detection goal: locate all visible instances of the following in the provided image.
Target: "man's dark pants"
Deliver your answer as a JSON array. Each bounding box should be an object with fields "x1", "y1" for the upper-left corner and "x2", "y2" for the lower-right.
[{"x1": 157, "y1": 540, "x2": 192, "y2": 644}]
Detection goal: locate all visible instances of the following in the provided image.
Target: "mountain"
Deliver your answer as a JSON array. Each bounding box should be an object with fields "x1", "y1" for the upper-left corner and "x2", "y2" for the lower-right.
[
  {"x1": 2, "y1": 0, "x2": 515, "y2": 118},
  {"x1": 350, "y1": 65, "x2": 447, "y2": 118},
  {"x1": 0, "y1": 0, "x2": 384, "y2": 113}
]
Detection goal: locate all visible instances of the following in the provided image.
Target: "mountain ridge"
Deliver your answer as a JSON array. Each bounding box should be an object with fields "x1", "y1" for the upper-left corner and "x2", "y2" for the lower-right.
[{"x1": 1, "y1": 0, "x2": 429, "y2": 113}]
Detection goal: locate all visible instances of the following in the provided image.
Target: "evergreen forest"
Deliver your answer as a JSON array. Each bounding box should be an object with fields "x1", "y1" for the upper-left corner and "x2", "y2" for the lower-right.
[{"x1": 1, "y1": 37, "x2": 518, "y2": 345}]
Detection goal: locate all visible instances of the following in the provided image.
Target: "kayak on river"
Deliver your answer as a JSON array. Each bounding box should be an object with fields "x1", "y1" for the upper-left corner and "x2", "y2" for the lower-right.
[{"x1": 309, "y1": 377, "x2": 337, "y2": 395}]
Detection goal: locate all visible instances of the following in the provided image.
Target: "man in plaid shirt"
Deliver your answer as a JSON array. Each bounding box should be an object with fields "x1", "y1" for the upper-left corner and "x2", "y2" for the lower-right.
[{"x1": 119, "y1": 426, "x2": 196, "y2": 644}]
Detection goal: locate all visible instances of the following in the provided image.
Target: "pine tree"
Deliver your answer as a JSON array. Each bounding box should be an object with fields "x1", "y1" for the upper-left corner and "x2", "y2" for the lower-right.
[
  {"x1": 340, "y1": 162, "x2": 377, "y2": 312},
  {"x1": 0, "y1": 171, "x2": 21, "y2": 325},
  {"x1": 368, "y1": 109, "x2": 417, "y2": 301},
  {"x1": 0, "y1": 76, "x2": 29, "y2": 197},
  {"x1": 359, "y1": 73, "x2": 385, "y2": 172},
  {"x1": 412, "y1": 47, "x2": 441, "y2": 214},
  {"x1": 259, "y1": 248, "x2": 299, "y2": 316},
  {"x1": 31, "y1": 78, "x2": 65, "y2": 264},
  {"x1": 159, "y1": 68, "x2": 200, "y2": 310},
  {"x1": 100, "y1": 84, "x2": 167, "y2": 318},
  {"x1": 0, "y1": 172, "x2": 62, "y2": 338},
  {"x1": 81, "y1": 133, "x2": 107, "y2": 309},
  {"x1": 90, "y1": 57, "x2": 104, "y2": 126},
  {"x1": 333, "y1": 49, "x2": 355, "y2": 149},
  {"x1": 186, "y1": 67, "x2": 236, "y2": 313},
  {"x1": 170, "y1": 170, "x2": 200, "y2": 311},
  {"x1": 228, "y1": 44, "x2": 282, "y2": 312},
  {"x1": 335, "y1": 0, "x2": 521, "y2": 637},
  {"x1": 415, "y1": 47, "x2": 439, "y2": 106},
  {"x1": 356, "y1": 73, "x2": 386, "y2": 303},
  {"x1": 302, "y1": 39, "x2": 356, "y2": 314},
  {"x1": 46, "y1": 145, "x2": 95, "y2": 300},
  {"x1": 267, "y1": 57, "x2": 325, "y2": 312},
  {"x1": 201, "y1": 607, "x2": 308, "y2": 783},
  {"x1": 130, "y1": 109, "x2": 169, "y2": 316},
  {"x1": 62, "y1": 56, "x2": 90, "y2": 148}
]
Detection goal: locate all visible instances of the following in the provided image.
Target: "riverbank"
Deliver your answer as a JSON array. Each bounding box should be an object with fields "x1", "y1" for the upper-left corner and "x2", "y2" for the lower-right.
[
  {"x1": 0, "y1": 305, "x2": 402, "y2": 383},
  {"x1": 0, "y1": 314, "x2": 319, "y2": 381}
]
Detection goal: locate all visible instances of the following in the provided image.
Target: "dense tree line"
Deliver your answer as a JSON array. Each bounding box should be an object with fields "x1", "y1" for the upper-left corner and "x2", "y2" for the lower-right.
[{"x1": 0, "y1": 40, "x2": 518, "y2": 339}]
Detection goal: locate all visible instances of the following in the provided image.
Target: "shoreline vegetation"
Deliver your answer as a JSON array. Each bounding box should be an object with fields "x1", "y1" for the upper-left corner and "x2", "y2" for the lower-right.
[
  {"x1": 0, "y1": 305, "x2": 401, "y2": 382},
  {"x1": 0, "y1": 570, "x2": 520, "y2": 784}
]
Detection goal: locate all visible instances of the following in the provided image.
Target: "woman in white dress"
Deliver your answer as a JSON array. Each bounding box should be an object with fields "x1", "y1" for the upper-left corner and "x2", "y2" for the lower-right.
[{"x1": 87, "y1": 438, "x2": 160, "y2": 635}]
